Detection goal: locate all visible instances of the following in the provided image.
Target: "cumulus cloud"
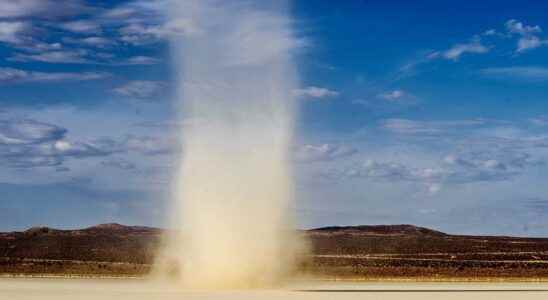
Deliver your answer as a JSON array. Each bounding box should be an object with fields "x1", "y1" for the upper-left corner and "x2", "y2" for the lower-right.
[
  {"x1": 505, "y1": 19, "x2": 547, "y2": 53},
  {"x1": 0, "y1": 118, "x2": 116, "y2": 168},
  {"x1": 0, "y1": 1, "x2": 168, "y2": 66},
  {"x1": 0, "y1": 113, "x2": 177, "y2": 170},
  {"x1": 0, "y1": 19, "x2": 61, "y2": 51},
  {"x1": 505, "y1": 19, "x2": 542, "y2": 36},
  {"x1": 516, "y1": 36, "x2": 546, "y2": 52},
  {"x1": 480, "y1": 66, "x2": 548, "y2": 82},
  {"x1": 0, "y1": 67, "x2": 109, "y2": 84},
  {"x1": 0, "y1": 21, "x2": 29, "y2": 45},
  {"x1": 0, "y1": 116, "x2": 175, "y2": 169},
  {"x1": 113, "y1": 80, "x2": 165, "y2": 99},
  {"x1": 293, "y1": 86, "x2": 339, "y2": 100},
  {"x1": 294, "y1": 144, "x2": 357, "y2": 163}
]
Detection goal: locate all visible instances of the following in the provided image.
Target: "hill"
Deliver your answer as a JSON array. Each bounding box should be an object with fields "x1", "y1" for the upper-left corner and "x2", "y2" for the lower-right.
[{"x1": 2, "y1": 223, "x2": 548, "y2": 279}]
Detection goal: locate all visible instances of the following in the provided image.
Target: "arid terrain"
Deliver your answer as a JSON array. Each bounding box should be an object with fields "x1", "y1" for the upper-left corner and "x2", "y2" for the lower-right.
[{"x1": 2, "y1": 223, "x2": 548, "y2": 280}]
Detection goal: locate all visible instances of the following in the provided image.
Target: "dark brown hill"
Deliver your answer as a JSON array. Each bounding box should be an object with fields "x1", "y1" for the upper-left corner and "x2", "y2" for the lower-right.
[
  {"x1": 0, "y1": 223, "x2": 161, "y2": 264},
  {"x1": 311, "y1": 224, "x2": 446, "y2": 236},
  {"x1": 2, "y1": 223, "x2": 548, "y2": 278}
]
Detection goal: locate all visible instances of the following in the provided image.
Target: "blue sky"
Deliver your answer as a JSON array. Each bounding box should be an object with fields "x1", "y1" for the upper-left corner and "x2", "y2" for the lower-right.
[{"x1": 1, "y1": 0, "x2": 548, "y2": 236}]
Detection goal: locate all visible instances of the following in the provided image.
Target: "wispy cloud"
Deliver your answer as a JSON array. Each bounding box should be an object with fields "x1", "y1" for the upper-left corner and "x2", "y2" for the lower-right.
[
  {"x1": 124, "y1": 56, "x2": 161, "y2": 65},
  {"x1": 396, "y1": 19, "x2": 546, "y2": 79},
  {"x1": 0, "y1": 119, "x2": 66, "y2": 145},
  {"x1": 480, "y1": 66, "x2": 548, "y2": 81},
  {"x1": 293, "y1": 86, "x2": 339, "y2": 100},
  {"x1": 380, "y1": 118, "x2": 486, "y2": 135},
  {"x1": 294, "y1": 144, "x2": 357, "y2": 163},
  {"x1": 122, "y1": 135, "x2": 175, "y2": 155},
  {"x1": 10, "y1": 50, "x2": 90, "y2": 64},
  {"x1": 100, "y1": 159, "x2": 136, "y2": 170},
  {"x1": 377, "y1": 89, "x2": 410, "y2": 102},
  {"x1": 0, "y1": 0, "x2": 92, "y2": 19},
  {"x1": 0, "y1": 116, "x2": 174, "y2": 170},
  {"x1": 113, "y1": 80, "x2": 165, "y2": 99},
  {"x1": 0, "y1": 67, "x2": 109, "y2": 84},
  {"x1": 79, "y1": 37, "x2": 113, "y2": 47},
  {"x1": 323, "y1": 148, "x2": 541, "y2": 191},
  {"x1": 58, "y1": 20, "x2": 101, "y2": 34},
  {"x1": 439, "y1": 40, "x2": 490, "y2": 60},
  {"x1": 529, "y1": 116, "x2": 548, "y2": 126}
]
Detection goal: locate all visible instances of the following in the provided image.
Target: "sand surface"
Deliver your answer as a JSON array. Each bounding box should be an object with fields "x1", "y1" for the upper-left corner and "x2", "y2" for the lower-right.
[{"x1": 2, "y1": 278, "x2": 548, "y2": 300}]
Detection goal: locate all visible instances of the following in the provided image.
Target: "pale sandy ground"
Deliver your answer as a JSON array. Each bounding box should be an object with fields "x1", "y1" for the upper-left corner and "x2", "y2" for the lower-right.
[{"x1": 2, "y1": 278, "x2": 548, "y2": 300}]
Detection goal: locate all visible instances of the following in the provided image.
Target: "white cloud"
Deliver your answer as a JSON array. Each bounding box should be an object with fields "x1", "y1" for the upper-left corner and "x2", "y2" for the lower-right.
[
  {"x1": 323, "y1": 147, "x2": 539, "y2": 187},
  {"x1": 10, "y1": 50, "x2": 89, "y2": 63},
  {"x1": 59, "y1": 20, "x2": 101, "y2": 34},
  {"x1": 442, "y1": 41, "x2": 489, "y2": 60},
  {"x1": 517, "y1": 36, "x2": 547, "y2": 52},
  {"x1": 294, "y1": 144, "x2": 357, "y2": 163},
  {"x1": 480, "y1": 66, "x2": 548, "y2": 81},
  {"x1": 79, "y1": 36, "x2": 113, "y2": 47},
  {"x1": 482, "y1": 29, "x2": 497, "y2": 36},
  {"x1": 504, "y1": 19, "x2": 547, "y2": 53},
  {"x1": 125, "y1": 56, "x2": 161, "y2": 65},
  {"x1": 0, "y1": 0, "x2": 90, "y2": 19},
  {"x1": 122, "y1": 135, "x2": 174, "y2": 155},
  {"x1": 426, "y1": 183, "x2": 442, "y2": 195},
  {"x1": 113, "y1": 80, "x2": 165, "y2": 99},
  {"x1": 101, "y1": 159, "x2": 136, "y2": 170},
  {"x1": 118, "y1": 18, "x2": 202, "y2": 45},
  {"x1": 0, "y1": 21, "x2": 28, "y2": 44},
  {"x1": 505, "y1": 19, "x2": 542, "y2": 36},
  {"x1": 293, "y1": 86, "x2": 339, "y2": 100},
  {"x1": 101, "y1": 6, "x2": 137, "y2": 20},
  {"x1": 381, "y1": 119, "x2": 440, "y2": 135},
  {"x1": 380, "y1": 118, "x2": 486, "y2": 135},
  {"x1": 0, "y1": 119, "x2": 65, "y2": 145},
  {"x1": 378, "y1": 90, "x2": 405, "y2": 101},
  {"x1": 0, "y1": 67, "x2": 109, "y2": 84},
  {"x1": 17, "y1": 42, "x2": 63, "y2": 53}
]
